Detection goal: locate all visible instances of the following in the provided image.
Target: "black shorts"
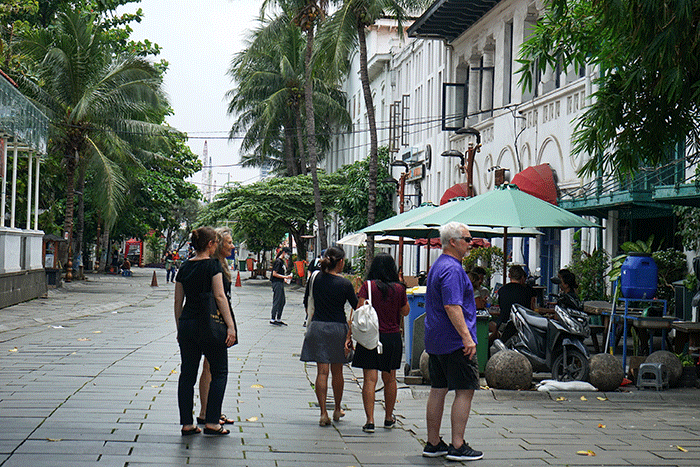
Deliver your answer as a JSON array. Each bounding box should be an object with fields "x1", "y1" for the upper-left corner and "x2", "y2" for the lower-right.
[
  {"x1": 351, "y1": 332, "x2": 402, "y2": 372},
  {"x1": 429, "y1": 349, "x2": 479, "y2": 391}
]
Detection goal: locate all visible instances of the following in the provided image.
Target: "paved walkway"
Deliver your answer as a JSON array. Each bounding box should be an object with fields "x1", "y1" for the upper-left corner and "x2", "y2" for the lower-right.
[{"x1": 1, "y1": 268, "x2": 699, "y2": 466}]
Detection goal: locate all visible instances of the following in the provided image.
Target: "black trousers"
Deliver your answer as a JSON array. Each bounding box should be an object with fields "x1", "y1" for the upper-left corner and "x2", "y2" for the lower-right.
[
  {"x1": 271, "y1": 281, "x2": 286, "y2": 320},
  {"x1": 177, "y1": 318, "x2": 228, "y2": 425}
]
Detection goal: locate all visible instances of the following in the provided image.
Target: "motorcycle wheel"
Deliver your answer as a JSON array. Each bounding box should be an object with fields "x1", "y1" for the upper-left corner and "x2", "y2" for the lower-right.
[{"x1": 552, "y1": 348, "x2": 589, "y2": 382}]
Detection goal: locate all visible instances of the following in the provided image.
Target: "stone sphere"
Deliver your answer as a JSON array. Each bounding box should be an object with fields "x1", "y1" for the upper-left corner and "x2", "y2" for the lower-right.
[
  {"x1": 589, "y1": 353, "x2": 624, "y2": 391},
  {"x1": 645, "y1": 351, "x2": 683, "y2": 387},
  {"x1": 419, "y1": 350, "x2": 430, "y2": 383},
  {"x1": 485, "y1": 350, "x2": 532, "y2": 390}
]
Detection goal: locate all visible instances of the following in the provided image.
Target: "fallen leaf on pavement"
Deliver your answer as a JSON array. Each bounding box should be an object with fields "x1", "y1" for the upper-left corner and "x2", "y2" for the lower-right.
[
  {"x1": 580, "y1": 396, "x2": 587, "y2": 401},
  {"x1": 154, "y1": 367, "x2": 160, "y2": 371},
  {"x1": 677, "y1": 445, "x2": 688, "y2": 452},
  {"x1": 576, "y1": 450, "x2": 596, "y2": 456},
  {"x1": 596, "y1": 396, "x2": 608, "y2": 401},
  {"x1": 93, "y1": 331, "x2": 102, "y2": 334},
  {"x1": 170, "y1": 370, "x2": 177, "y2": 374},
  {"x1": 598, "y1": 424, "x2": 606, "y2": 428},
  {"x1": 556, "y1": 397, "x2": 567, "y2": 401},
  {"x1": 9, "y1": 347, "x2": 18, "y2": 352},
  {"x1": 77, "y1": 338, "x2": 90, "y2": 341},
  {"x1": 47, "y1": 438, "x2": 62, "y2": 442},
  {"x1": 251, "y1": 384, "x2": 263, "y2": 389},
  {"x1": 246, "y1": 416, "x2": 258, "y2": 422}
]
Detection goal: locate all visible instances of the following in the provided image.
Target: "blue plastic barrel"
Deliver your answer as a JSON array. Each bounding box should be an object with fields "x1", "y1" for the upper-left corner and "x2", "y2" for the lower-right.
[
  {"x1": 620, "y1": 253, "x2": 658, "y2": 299},
  {"x1": 404, "y1": 292, "x2": 426, "y2": 367}
]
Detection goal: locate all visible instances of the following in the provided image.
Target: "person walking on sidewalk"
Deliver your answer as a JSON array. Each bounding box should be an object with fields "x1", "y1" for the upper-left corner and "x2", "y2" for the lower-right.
[
  {"x1": 165, "y1": 251, "x2": 176, "y2": 283},
  {"x1": 196, "y1": 227, "x2": 239, "y2": 427},
  {"x1": 174, "y1": 227, "x2": 237, "y2": 436},
  {"x1": 351, "y1": 254, "x2": 410, "y2": 433},
  {"x1": 300, "y1": 246, "x2": 358, "y2": 426},
  {"x1": 422, "y1": 222, "x2": 483, "y2": 461},
  {"x1": 270, "y1": 248, "x2": 293, "y2": 326}
]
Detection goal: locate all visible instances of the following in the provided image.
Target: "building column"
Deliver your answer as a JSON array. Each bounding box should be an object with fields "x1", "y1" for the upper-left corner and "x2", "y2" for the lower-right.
[
  {"x1": 26, "y1": 151, "x2": 33, "y2": 230},
  {"x1": 1, "y1": 137, "x2": 6, "y2": 227},
  {"x1": 10, "y1": 137, "x2": 18, "y2": 228},
  {"x1": 34, "y1": 155, "x2": 40, "y2": 230}
]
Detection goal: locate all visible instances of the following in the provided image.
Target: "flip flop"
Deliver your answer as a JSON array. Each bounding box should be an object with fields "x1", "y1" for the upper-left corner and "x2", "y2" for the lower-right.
[
  {"x1": 181, "y1": 427, "x2": 201, "y2": 436},
  {"x1": 203, "y1": 426, "x2": 230, "y2": 435}
]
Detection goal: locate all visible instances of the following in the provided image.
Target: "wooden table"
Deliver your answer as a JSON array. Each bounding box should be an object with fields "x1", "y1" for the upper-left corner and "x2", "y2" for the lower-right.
[{"x1": 672, "y1": 321, "x2": 700, "y2": 353}]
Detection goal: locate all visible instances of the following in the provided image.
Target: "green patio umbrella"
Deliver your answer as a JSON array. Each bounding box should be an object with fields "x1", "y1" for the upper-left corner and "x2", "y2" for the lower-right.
[
  {"x1": 360, "y1": 203, "x2": 437, "y2": 235},
  {"x1": 409, "y1": 184, "x2": 602, "y2": 279}
]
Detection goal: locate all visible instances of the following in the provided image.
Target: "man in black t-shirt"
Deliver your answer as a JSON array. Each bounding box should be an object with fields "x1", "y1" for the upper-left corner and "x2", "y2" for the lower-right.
[
  {"x1": 491, "y1": 265, "x2": 536, "y2": 342},
  {"x1": 270, "y1": 248, "x2": 293, "y2": 326}
]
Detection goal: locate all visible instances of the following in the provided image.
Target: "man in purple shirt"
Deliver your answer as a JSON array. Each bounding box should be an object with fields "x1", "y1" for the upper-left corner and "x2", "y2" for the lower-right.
[{"x1": 422, "y1": 222, "x2": 483, "y2": 462}]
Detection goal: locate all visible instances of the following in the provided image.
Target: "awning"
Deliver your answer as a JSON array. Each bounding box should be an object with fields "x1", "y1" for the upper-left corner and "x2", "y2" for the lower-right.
[
  {"x1": 407, "y1": 0, "x2": 500, "y2": 43},
  {"x1": 511, "y1": 164, "x2": 558, "y2": 205},
  {"x1": 440, "y1": 183, "x2": 470, "y2": 205}
]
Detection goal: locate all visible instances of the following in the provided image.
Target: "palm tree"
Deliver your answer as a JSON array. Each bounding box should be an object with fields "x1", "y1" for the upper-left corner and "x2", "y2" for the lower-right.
[
  {"x1": 319, "y1": 0, "x2": 421, "y2": 268},
  {"x1": 16, "y1": 11, "x2": 170, "y2": 271},
  {"x1": 261, "y1": 0, "x2": 332, "y2": 249}
]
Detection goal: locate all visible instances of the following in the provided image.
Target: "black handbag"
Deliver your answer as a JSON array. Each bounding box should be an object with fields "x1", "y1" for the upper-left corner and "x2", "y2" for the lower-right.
[{"x1": 201, "y1": 292, "x2": 227, "y2": 346}]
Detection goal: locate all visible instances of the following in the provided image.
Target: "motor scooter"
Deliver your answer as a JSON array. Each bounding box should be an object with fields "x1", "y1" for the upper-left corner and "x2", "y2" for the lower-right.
[{"x1": 493, "y1": 297, "x2": 591, "y2": 381}]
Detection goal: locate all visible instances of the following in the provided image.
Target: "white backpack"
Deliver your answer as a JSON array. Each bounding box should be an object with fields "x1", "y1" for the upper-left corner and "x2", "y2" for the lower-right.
[{"x1": 352, "y1": 281, "x2": 383, "y2": 354}]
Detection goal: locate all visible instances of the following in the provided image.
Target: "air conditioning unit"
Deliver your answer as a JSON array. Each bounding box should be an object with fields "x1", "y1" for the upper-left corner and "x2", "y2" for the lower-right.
[{"x1": 400, "y1": 147, "x2": 420, "y2": 164}]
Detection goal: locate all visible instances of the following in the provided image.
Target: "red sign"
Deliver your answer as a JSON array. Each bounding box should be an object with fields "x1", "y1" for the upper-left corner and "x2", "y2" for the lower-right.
[{"x1": 406, "y1": 163, "x2": 425, "y2": 183}]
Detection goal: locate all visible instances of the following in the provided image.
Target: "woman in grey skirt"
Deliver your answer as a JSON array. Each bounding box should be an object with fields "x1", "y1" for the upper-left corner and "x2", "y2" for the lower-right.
[{"x1": 301, "y1": 246, "x2": 358, "y2": 426}]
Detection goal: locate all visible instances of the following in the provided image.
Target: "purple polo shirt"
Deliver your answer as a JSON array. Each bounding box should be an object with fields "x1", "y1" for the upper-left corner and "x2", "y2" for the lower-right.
[{"x1": 424, "y1": 253, "x2": 478, "y2": 355}]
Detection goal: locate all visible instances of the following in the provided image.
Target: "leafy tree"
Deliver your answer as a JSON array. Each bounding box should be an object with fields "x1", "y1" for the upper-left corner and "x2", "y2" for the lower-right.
[
  {"x1": 199, "y1": 174, "x2": 342, "y2": 258},
  {"x1": 332, "y1": 146, "x2": 396, "y2": 234},
  {"x1": 14, "y1": 10, "x2": 171, "y2": 266},
  {"x1": 518, "y1": 0, "x2": 700, "y2": 176},
  {"x1": 228, "y1": 8, "x2": 349, "y2": 177}
]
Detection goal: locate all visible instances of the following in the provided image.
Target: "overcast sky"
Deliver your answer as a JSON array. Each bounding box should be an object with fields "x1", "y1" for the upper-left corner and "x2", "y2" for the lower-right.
[{"x1": 118, "y1": 0, "x2": 265, "y2": 194}]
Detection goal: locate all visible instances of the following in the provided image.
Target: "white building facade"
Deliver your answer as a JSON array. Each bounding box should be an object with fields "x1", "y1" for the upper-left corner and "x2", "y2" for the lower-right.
[{"x1": 326, "y1": 0, "x2": 697, "y2": 302}]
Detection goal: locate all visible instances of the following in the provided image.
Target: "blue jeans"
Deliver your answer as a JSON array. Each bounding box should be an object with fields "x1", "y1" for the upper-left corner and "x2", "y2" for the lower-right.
[
  {"x1": 166, "y1": 267, "x2": 175, "y2": 282},
  {"x1": 271, "y1": 281, "x2": 286, "y2": 320},
  {"x1": 177, "y1": 318, "x2": 228, "y2": 425}
]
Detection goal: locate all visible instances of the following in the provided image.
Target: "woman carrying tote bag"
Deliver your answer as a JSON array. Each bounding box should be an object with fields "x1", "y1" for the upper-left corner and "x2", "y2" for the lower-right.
[
  {"x1": 174, "y1": 227, "x2": 236, "y2": 436},
  {"x1": 301, "y1": 246, "x2": 358, "y2": 426},
  {"x1": 351, "y1": 254, "x2": 410, "y2": 433}
]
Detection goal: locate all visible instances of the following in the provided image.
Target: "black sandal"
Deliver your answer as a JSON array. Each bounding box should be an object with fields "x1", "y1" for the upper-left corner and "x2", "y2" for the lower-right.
[
  {"x1": 220, "y1": 414, "x2": 235, "y2": 424},
  {"x1": 181, "y1": 426, "x2": 201, "y2": 436},
  {"x1": 203, "y1": 426, "x2": 230, "y2": 435}
]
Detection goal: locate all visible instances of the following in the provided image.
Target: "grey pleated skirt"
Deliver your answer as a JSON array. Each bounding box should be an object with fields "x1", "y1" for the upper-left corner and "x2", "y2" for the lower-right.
[{"x1": 300, "y1": 321, "x2": 349, "y2": 364}]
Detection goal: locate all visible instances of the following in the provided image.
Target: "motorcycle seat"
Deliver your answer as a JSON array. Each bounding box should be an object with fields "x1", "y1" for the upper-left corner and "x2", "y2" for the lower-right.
[{"x1": 521, "y1": 309, "x2": 549, "y2": 329}]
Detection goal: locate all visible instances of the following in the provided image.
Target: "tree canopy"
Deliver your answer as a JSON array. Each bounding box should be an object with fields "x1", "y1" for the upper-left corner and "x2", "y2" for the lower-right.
[
  {"x1": 199, "y1": 174, "x2": 342, "y2": 257},
  {"x1": 518, "y1": 0, "x2": 700, "y2": 176}
]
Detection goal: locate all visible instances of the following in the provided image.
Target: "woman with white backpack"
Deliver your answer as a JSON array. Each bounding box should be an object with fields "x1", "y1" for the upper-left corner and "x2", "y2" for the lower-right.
[{"x1": 351, "y1": 254, "x2": 410, "y2": 433}]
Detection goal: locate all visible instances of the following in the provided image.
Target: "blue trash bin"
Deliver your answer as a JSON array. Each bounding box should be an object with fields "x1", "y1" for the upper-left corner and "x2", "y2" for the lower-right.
[{"x1": 404, "y1": 290, "x2": 426, "y2": 370}]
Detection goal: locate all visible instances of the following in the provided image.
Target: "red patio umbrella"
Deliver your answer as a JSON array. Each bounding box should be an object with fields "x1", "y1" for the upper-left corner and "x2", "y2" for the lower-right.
[
  {"x1": 440, "y1": 183, "x2": 471, "y2": 205},
  {"x1": 511, "y1": 164, "x2": 558, "y2": 205}
]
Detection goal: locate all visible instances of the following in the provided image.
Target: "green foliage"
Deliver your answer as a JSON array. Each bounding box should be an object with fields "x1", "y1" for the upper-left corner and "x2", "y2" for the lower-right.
[
  {"x1": 351, "y1": 244, "x2": 366, "y2": 276},
  {"x1": 199, "y1": 174, "x2": 342, "y2": 256},
  {"x1": 569, "y1": 249, "x2": 610, "y2": 301},
  {"x1": 652, "y1": 248, "x2": 688, "y2": 302},
  {"x1": 462, "y1": 246, "x2": 504, "y2": 282},
  {"x1": 518, "y1": 0, "x2": 700, "y2": 176},
  {"x1": 332, "y1": 146, "x2": 396, "y2": 234},
  {"x1": 675, "y1": 205, "x2": 700, "y2": 252},
  {"x1": 144, "y1": 231, "x2": 164, "y2": 264}
]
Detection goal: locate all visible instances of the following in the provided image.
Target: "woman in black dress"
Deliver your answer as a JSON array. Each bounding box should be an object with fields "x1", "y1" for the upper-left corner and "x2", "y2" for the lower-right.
[
  {"x1": 351, "y1": 254, "x2": 409, "y2": 433},
  {"x1": 301, "y1": 246, "x2": 358, "y2": 426},
  {"x1": 196, "y1": 227, "x2": 238, "y2": 426},
  {"x1": 174, "y1": 227, "x2": 236, "y2": 436}
]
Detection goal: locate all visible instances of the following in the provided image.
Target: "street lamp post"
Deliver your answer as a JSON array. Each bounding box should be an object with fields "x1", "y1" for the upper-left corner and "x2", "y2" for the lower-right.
[
  {"x1": 389, "y1": 159, "x2": 409, "y2": 280},
  {"x1": 441, "y1": 127, "x2": 481, "y2": 197}
]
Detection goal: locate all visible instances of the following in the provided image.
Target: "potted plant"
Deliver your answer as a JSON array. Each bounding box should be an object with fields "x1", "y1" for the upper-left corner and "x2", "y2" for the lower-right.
[{"x1": 676, "y1": 353, "x2": 698, "y2": 387}]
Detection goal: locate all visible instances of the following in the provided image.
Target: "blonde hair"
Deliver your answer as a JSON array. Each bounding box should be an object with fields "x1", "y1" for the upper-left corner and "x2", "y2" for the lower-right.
[{"x1": 214, "y1": 227, "x2": 232, "y2": 282}]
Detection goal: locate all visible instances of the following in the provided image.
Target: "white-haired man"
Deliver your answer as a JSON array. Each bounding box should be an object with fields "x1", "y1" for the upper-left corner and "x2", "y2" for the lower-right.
[{"x1": 422, "y1": 222, "x2": 483, "y2": 461}]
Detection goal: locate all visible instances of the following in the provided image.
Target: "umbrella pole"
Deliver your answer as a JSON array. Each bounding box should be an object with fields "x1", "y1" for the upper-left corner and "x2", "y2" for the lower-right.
[{"x1": 502, "y1": 227, "x2": 509, "y2": 282}]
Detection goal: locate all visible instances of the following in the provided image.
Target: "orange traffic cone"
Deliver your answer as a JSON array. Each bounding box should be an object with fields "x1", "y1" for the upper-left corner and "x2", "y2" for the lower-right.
[
  {"x1": 151, "y1": 271, "x2": 158, "y2": 287},
  {"x1": 235, "y1": 271, "x2": 242, "y2": 287}
]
